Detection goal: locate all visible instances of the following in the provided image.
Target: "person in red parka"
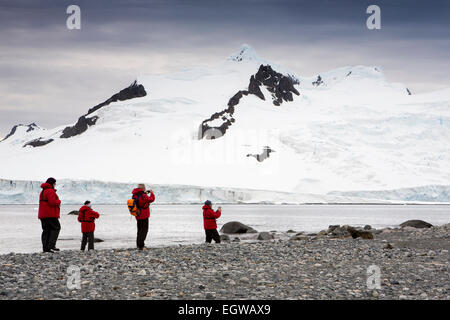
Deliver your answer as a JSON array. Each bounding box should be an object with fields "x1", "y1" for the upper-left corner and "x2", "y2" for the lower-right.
[
  {"x1": 38, "y1": 177, "x2": 62, "y2": 253},
  {"x1": 202, "y1": 200, "x2": 222, "y2": 243},
  {"x1": 131, "y1": 184, "x2": 155, "y2": 250},
  {"x1": 78, "y1": 201, "x2": 100, "y2": 251}
]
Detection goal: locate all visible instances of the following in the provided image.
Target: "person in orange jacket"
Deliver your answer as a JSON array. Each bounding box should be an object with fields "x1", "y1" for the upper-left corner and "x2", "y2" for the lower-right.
[
  {"x1": 202, "y1": 200, "x2": 222, "y2": 243},
  {"x1": 78, "y1": 201, "x2": 100, "y2": 251},
  {"x1": 131, "y1": 184, "x2": 155, "y2": 250}
]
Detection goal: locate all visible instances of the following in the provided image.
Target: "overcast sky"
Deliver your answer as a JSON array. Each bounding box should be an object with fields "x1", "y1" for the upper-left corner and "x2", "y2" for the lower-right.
[{"x1": 0, "y1": 0, "x2": 449, "y2": 136}]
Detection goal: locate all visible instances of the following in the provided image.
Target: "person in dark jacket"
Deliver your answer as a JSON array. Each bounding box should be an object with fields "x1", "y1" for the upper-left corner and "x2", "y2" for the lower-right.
[
  {"x1": 78, "y1": 201, "x2": 100, "y2": 251},
  {"x1": 131, "y1": 184, "x2": 155, "y2": 250},
  {"x1": 38, "y1": 177, "x2": 62, "y2": 253},
  {"x1": 202, "y1": 200, "x2": 222, "y2": 243}
]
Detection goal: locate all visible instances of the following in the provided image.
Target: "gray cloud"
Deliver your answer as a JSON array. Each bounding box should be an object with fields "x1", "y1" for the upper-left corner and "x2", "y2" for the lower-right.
[{"x1": 0, "y1": 0, "x2": 449, "y2": 136}]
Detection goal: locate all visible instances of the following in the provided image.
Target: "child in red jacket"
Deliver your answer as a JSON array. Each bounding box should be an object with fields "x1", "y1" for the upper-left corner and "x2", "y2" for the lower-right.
[
  {"x1": 202, "y1": 200, "x2": 222, "y2": 243},
  {"x1": 78, "y1": 201, "x2": 100, "y2": 251}
]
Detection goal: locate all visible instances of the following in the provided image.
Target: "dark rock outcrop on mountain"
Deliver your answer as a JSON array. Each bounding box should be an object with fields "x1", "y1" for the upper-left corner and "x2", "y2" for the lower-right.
[
  {"x1": 248, "y1": 75, "x2": 265, "y2": 100},
  {"x1": 246, "y1": 146, "x2": 274, "y2": 162},
  {"x1": 23, "y1": 138, "x2": 54, "y2": 148},
  {"x1": 406, "y1": 88, "x2": 412, "y2": 95},
  {"x1": 400, "y1": 220, "x2": 433, "y2": 229},
  {"x1": 20, "y1": 81, "x2": 147, "y2": 147},
  {"x1": 60, "y1": 115, "x2": 99, "y2": 139},
  {"x1": 312, "y1": 75, "x2": 323, "y2": 86},
  {"x1": 198, "y1": 105, "x2": 236, "y2": 139},
  {"x1": 61, "y1": 80, "x2": 146, "y2": 139},
  {"x1": 87, "y1": 80, "x2": 147, "y2": 115},
  {"x1": 3, "y1": 126, "x2": 19, "y2": 142},
  {"x1": 251, "y1": 65, "x2": 300, "y2": 106},
  {"x1": 199, "y1": 64, "x2": 300, "y2": 139},
  {"x1": 228, "y1": 90, "x2": 249, "y2": 108},
  {"x1": 2, "y1": 123, "x2": 38, "y2": 142}
]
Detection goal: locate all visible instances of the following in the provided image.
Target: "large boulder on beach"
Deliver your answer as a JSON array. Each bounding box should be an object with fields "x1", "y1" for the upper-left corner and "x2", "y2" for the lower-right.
[
  {"x1": 257, "y1": 232, "x2": 274, "y2": 240},
  {"x1": 220, "y1": 221, "x2": 257, "y2": 234},
  {"x1": 400, "y1": 220, "x2": 433, "y2": 229}
]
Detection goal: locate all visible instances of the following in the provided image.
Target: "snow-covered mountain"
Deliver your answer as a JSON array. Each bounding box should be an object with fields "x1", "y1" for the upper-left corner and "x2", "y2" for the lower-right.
[{"x1": 1, "y1": 44, "x2": 450, "y2": 203}]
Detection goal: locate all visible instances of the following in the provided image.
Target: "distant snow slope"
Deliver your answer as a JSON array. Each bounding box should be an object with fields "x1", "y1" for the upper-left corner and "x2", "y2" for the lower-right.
[
  {"x1": 1, "y1": 45, "x2": 449, "y2": 202},
  {"x1": 329, "y1": 185, "x2": 450, "y2": 203}
]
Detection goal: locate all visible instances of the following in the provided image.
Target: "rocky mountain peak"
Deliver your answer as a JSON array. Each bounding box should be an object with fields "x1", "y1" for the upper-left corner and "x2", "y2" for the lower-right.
[{"x1": 1, "y1": 123, "x2": 39, "y2": 142}]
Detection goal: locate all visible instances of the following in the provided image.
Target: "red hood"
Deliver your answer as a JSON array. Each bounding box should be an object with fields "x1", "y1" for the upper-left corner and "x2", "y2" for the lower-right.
[
  {"x1": 41, "y1": 183, "x2": 53, "y2": 189},
  {"x1": 202, "y1": 205, "x2": 211, "y2": 210},
  {"x1": 132, "y1": 188, "x2": 144, "y2": 195},
  {"x1": 79, "y1": 205, "x2": 90, "y2": 212}
]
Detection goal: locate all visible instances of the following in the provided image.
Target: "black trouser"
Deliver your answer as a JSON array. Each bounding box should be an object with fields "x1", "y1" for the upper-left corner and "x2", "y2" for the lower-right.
[
  {"x1": 81, "y1": 232, "x2": 95, "y2": 251},
  {"x1": 40, "y1": 218, "x2": 61, "y2": 252},
  {"x1": 136, "y1": 218, "x2": 149, "y2": 249},
  {"x1": 205, "y1": 229, "x2": 221, "y2": 243}
]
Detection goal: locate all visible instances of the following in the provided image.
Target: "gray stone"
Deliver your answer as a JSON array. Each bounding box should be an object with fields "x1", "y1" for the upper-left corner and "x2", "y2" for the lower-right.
[
  {"x1": 400, "y1": 220, "x2": 433, "y2": 229},
  {"x1": 257, "y1": 232, "x2": 274, "y2": 241},
  {"x1": 220, "y1": 221, "x2": 257, "y2": 234}
]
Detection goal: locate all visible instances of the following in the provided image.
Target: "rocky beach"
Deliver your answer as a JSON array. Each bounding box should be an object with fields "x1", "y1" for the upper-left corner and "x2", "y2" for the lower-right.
[{"x1": 0, "y1": 221, "x2": 448, "y2": 300}]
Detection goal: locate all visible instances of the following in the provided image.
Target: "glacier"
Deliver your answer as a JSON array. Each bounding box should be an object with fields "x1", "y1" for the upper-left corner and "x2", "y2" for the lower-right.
[
  {"x1": 1, "y1": 178, "x2": 449, "y2": 205},
  {"x1": 0, "y1": 178, "x2": 383, "y2": 205}
]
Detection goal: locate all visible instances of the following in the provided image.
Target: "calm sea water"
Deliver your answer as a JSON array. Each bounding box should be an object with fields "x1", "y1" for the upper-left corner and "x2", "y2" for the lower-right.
[{"x1": 0, "y1": 204, "x2": 449, "y2": 254}]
